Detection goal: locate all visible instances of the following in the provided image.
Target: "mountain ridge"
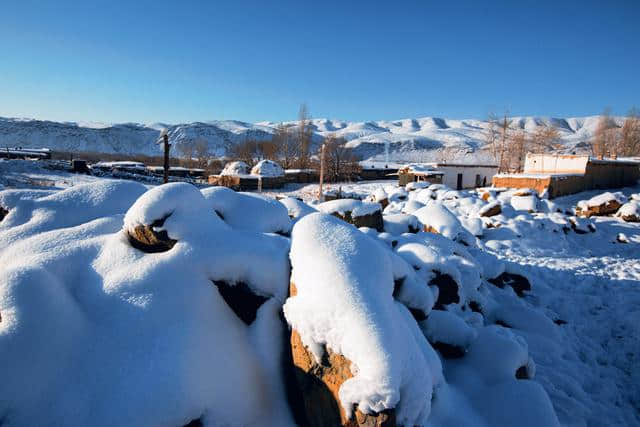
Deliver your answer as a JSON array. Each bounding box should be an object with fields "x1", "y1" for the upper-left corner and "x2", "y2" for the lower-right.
[{"x1": 0, "y1": 115, "x2": 619, "y2": 162}]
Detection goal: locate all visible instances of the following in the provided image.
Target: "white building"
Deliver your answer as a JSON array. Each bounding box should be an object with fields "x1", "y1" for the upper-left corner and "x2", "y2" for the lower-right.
[{"x1": 426, "y1": 162, "x2": 498, "y2": 189}]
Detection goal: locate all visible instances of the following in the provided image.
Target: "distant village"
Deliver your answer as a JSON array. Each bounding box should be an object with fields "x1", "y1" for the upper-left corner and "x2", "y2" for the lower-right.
[{"x1": 2, "y1": 144, "x2": 639, "y2": 199}]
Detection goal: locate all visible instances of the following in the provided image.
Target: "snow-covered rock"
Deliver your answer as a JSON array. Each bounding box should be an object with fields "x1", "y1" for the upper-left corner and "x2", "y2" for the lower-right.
[
  {"x1": 201, "y1": 186, "x2": 292, "y2": 234},
  {"x1": 576, "y1": 192, "x2": 626, "y2": 217},
  {"x1": 284, "y1": 213, "x2": 442, "y2": 425}
]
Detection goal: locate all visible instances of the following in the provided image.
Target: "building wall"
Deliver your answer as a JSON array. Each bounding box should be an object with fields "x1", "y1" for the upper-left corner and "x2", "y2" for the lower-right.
[
  {"x1": 584, "y1": 162, "x2": 640, "y2": 190},
  {"x1": 436, "y1": 166, "x2": 498, "y2": 189},
  {"x1": 524, "y1": 154, "x2": 589, "y2": 174},
  {"x1": 492, "y1": 176, "x2": 552, "y2": 196},
  {"x1": 492, "y1": 175, "x2": 586, "y2": 198}
]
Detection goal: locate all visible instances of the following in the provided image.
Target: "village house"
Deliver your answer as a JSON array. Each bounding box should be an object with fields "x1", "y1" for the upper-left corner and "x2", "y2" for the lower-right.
[
  {"x1": 398, "y1": 162, "x2": 497, "y2": 189},
  {"x1": 492, "y1": 153, "x2": 640, "y2": 198},
  {"x1": 426, "y1": 162, "x2": 498, "y2": 189}
]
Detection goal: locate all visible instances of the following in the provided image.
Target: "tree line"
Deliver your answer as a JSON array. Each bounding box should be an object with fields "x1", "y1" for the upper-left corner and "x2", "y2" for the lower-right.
[{"x1": 226, "y1": 104, "x2": 361, "y2": 181}]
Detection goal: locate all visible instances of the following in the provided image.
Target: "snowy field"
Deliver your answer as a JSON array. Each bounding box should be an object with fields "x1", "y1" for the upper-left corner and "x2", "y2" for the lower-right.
[{"x1": 0, "y1": 159, "x2": 639, "y2": 427}]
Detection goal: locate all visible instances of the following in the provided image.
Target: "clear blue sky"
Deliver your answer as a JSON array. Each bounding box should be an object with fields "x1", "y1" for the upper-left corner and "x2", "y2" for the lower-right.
[{"x1": 1, "y1": 0, "x2": 638, "y2": 124}]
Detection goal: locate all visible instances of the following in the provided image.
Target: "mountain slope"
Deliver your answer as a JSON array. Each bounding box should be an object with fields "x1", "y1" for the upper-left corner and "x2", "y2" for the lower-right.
[{"x1": 0, "y1": 115, "x2": 620, "y2": 162}]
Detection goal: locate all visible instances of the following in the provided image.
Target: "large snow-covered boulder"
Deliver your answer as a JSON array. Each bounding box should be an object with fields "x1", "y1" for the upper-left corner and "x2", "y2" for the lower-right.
[
  {"x1": 413, "y1": 201, "x2": 475, "y2": 246},
  {"x1": 576, "y1": 192, "x2": 626, "y2": 217},
  {"x1": 279, "y1": 196, "x2": 317, "y2": 222},
  {"x1": 201, "y1": 186, "x2": 292, "y2": 234},
  {"x1": 0, "y1": 182, "x2": 294, "y2": 426},
  {"x1": 284, "y1": 213, "x2": 442, "y2": 426},
  {"x1": 615, "y1": 201, "x2": 640, "y2": 222}
]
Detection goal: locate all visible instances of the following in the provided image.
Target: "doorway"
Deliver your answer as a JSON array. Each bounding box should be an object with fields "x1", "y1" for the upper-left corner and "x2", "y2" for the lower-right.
[{"x1": 456, "y1": 173, "x2": 463, "y2": 190}]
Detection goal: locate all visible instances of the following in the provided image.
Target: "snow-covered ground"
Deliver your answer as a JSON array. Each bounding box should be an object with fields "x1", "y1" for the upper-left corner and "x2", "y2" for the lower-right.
[
  {"x1": 0, "y1": 159, "x2": 638, "y2": 427},
  {"x1": 0, "y1": 114, "x2": 622, "y2": 163}
]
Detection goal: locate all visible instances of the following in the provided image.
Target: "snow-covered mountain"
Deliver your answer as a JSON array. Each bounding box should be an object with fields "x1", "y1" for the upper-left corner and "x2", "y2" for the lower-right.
[{"x1": 0, "y1": 115, "x2": 618, "y2": 162}]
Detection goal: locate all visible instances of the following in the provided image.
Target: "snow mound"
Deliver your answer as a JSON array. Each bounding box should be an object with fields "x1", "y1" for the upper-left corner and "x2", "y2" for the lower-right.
[
  {"x1": 0, "y1": 182, "x2": 293, "y2": 426},
  {"x1": 201, "y1": 186, "x2": 292, "y2": 234},
  {"x1": 413, "y1": 201, "x2": 475, "y2": 246},
  {"x1": 220, "y1": 160, "x2": 250, "y2": 176},
  {"x1": 251, "y1": 159, "x2": 284, "y2": 177}
]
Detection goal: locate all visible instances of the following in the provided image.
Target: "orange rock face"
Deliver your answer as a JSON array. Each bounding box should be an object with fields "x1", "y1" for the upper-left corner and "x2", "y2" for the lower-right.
[
  {"x1": 576, "y1": 199, "x2": 622, "y2": 217},
  {"x1": 288, "y1": 283, "x2": 396, "y2": 427}
]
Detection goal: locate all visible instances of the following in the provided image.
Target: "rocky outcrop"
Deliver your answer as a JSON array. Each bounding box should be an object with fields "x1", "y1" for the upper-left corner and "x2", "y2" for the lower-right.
[
  {"x1": 0, "y1": 206, "x2": 8, "y2": 222},
  {"x1": 288, "y1": 284, "x2": 396, "y2": 427}
]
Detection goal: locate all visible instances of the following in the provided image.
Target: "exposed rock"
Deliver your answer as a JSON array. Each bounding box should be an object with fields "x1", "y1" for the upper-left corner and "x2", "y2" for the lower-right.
[
  {"x1": 429, "y1": 271, "x2": 460, "y2": 309},
  {"x1": 0, "y1": 206, "x2": 8, "y2": 222},
  {"x1": 616, "y1": 202, "x2": 640, "y2": 222},
  {"x1": 212, "y1": 281, "x2": 268, "y2": 325},
  {"x1": 488, "y1": 272, "x2": 531, "y2": 297},
  {"x1": 289, "y1": 283, "x2": 396, "y2": 427},
  {"x1": 468, "y1": 300, "x2": 483, "y2": 314},
  {"x1": 431, "y1": 341, "x2": 466, "y2": 359},
  {"x1": 332, "y1": 210, "x2": 384, "y2": 232},
  {"x1": 126, "y1": 215, "x2": 177, "y2": 253},
  {"x1": 616, "y1": 233, "x2": 629, "y2": 244},
  {"x1": 515, "y1": 365, "x2": 530, "y2": 380},
  {"x1": 576, "y1": 195, "x2": 623, "y2": 217},
  {"x1": 478, "y1": 202, "x2": 501, "y2": 217}
]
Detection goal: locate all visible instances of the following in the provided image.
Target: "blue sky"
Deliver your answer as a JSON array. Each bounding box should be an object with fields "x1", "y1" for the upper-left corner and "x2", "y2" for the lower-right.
[{"x1": 1, "y1": 0, "x2": 638, "y2": 124}]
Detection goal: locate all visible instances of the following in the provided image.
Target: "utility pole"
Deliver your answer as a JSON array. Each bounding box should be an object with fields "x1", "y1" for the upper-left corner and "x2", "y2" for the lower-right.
[
  {"x1": 318, "y1": 143, "x2": 326, "y2": 202},
  {"x1": 157, "y1": 129, "x2": 171, "y2": 184}
]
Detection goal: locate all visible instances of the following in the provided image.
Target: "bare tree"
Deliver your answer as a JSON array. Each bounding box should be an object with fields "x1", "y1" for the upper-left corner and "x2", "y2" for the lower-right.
[
  {"x1": 193, "y1": 139, "x2": 210, "y2": 168},
  {"x1": 485, "y1": 112, "x2": 513, "y2": 172},
  {"x1": 507, "y1": 129, "x2": 529, "y2": 172},
  {"x1": 176, "y1": 140, "x2": 196, "y2": 162},
  {"x1": 620, "y1": 108, "x2": 640, "y2": 157},
  {"x1": 272, "y1": 123, "x2": 297, "y2": 169},
  {"x1": 530, "y1": 126, "x2": 561, "y2": 152},
  {"x1": 591, "y1": 109, "x2": 619, "y2": 159},
  {"x1": 295, "y1": 104, "x2": 313, "y2": 168},
  {"x1": 323, "y1": 134, "x2": 360, "y2": 181},
  {"x1": 230, "y1": 139, "x2": 258, "y2": 166},
  {"x1": 485, "y1": 113, "x2": 500, "y2": 165}
]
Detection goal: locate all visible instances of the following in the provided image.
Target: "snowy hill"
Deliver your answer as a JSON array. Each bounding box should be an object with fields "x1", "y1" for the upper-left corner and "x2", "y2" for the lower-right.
[{"x1": 0, "y1": 115, "x2": 620, "y2": 162}]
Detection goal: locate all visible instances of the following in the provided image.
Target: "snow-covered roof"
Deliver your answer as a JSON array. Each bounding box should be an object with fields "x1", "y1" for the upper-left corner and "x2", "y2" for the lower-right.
[
  {"x1": 92, "y1": 161, "x2": 146, "y2": 169},
  {"x1": 220, "y1": 160, "x2": 250, "y2": 176},
  {"x1": 399, "y1": 164, "x2": 445, "y2": 175},
  {"x1": 251, "y1": 159, "x2": 284, "y2": 177}
]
